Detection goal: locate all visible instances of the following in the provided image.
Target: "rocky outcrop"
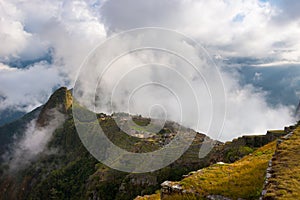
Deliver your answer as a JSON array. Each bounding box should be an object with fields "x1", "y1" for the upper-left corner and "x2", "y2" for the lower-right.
[
  {"x1": 36, "y1": 87, "x2": 72, "y2": 126},
  {"x1": 228, "y1": 130, "x2": 287, "y2": 149},
  {"x1": 160, "y1": 181, "x2": 184, "y2": 199},
  {"x1": 160, "y1": 181, "x2": 245, "y2": 200},
  {"x1": 260, "y1": 159, "x2": 273, "y2": 199}
]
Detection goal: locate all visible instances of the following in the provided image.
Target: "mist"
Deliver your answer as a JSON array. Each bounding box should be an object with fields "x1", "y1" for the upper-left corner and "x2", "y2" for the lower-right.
[
  {"x1": 74, "y1": 30, "x2": 295, "y2": 142},
  {"x1": 4, "y1": 109, "x2": 65, "y2": 171},
  {"x1": 0, "y1": 0, "x2": 299, "y2": 142}
]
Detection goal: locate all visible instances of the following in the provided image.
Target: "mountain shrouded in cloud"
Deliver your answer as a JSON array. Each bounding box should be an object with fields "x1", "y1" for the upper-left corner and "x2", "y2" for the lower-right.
[
  {"x1": 0, "y1": 86, "x2": 294, "y2": 199},
  {"x1": 0, "y1": 1, "x2": 300, "y2": 199},
  {"x1": 0, "y1": 0, "x2": 299, "y2": 140}
]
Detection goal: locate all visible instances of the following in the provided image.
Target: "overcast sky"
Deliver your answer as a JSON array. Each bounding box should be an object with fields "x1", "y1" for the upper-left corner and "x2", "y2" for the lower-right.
[{"x1": 0, "y1": 0, "x2": 299, "y2": 140}]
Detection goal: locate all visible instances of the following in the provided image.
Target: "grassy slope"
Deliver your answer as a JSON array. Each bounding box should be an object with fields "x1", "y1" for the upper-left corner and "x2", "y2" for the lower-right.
[
  {"x1": 264, "y1": 126, "x2": 300, "y2": 199},
  {"x1": 135, "y1": 193, "x2": 160, "y2": 200},
  {"x1": 180, "y1": 141, "x2": 276, "y2": 199},
  {"x1": 137, "y1": 141, "x2": 277, "y2": 200}
]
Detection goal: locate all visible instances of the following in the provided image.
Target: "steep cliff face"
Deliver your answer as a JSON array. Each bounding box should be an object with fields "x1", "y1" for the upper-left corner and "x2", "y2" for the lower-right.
[{"x1": 36, "y1": 87, "x2": 72, "y2": 127}]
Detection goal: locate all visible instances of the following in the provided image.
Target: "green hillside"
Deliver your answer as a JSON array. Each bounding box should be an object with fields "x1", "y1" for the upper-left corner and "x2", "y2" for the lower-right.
[
  {"x1": 0, "y1": 87, "x2": 217, "y2": 200},
  {"x1": 0, "y1": 87, "x2": 297, "y2": 200}
]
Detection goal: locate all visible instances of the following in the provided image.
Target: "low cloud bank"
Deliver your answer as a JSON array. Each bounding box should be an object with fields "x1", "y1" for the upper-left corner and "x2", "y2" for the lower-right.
[{"x1": 3, "y1": 109, "x2": 65, "y2": 171}]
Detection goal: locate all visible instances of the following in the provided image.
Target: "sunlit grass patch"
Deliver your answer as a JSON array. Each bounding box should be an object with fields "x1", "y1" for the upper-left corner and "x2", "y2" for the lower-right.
[
  {"x1": 175, "y1": 141, "x2": 277, "y2": 200},
  {"x1": 135, "y1": 193, "x2": 160, "y2": 200},
  {"x1": 264, "y1": 126, "x2": 300, "y2": 199}
]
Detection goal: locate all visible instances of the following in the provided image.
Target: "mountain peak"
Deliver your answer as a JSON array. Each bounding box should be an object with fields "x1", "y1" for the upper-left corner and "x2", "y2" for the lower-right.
[{"x1": 36, "y1": 87, "x2": 72, "y2": 126}]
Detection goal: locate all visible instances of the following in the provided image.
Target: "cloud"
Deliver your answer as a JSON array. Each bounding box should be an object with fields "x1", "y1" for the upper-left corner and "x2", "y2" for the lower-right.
[
  {"x1": 100, "y1": 0, "x2": 183, "y2": 32},
  {"x1": 270, "y1": 0, "x2": 300, "y2": 22},
  {"x1": 100, "y1": 0, "x2": 300, "y2": 61},
  {"x1": 3, "y1": 108, "x2": 65, "y2": 171},
  {"x1": 0, "y1": 0, "x2": 298, "y2": 142},
  {"x1": 0, "y1": 0, "x2": 106, "y2": 68},
  {"x1": 0, "y1": 0, "x2": 50, "y2": 62},
  {"x1": 0, "y1": 0, "x2": 29, "y2": 59},
  {"x1": 220, "y1": 71, "x2": 294, "y2": 140},
  {"x1": 0, "y1": 61, "x2": 65, "y2": 112},
  {"x1": 73, "y1": 30, "x2": 295, "y2": 141},
  {"x1": 0, "y1": 0, "x2": 106, "y2": 112}
]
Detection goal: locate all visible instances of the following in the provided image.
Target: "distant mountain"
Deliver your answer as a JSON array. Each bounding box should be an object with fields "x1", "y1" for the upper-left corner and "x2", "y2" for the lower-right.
[
  {"x1": 0, "y1": 109, "x2": 25, "y2": 126},
  {"x1": 0, "y1": 106, "x2": 41, "y2": 158},
  {"x1": 0, "y1": 87, "x2": 293, "y2": 200}
]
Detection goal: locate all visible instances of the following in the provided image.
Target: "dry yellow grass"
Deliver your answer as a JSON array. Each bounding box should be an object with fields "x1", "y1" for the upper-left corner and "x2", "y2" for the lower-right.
[
  {"x1": 264, "y1": 126, "x2": 300, "y2": 199},
  {"x1": 134, "y1": 193, "x2": 160, "y2": 200},
  {"x1": 135, "y1": 141, "x2": 277, "y2": 200},
  {"x1": 177, "y1": 141, "x2": 276, "y2": 200}
]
